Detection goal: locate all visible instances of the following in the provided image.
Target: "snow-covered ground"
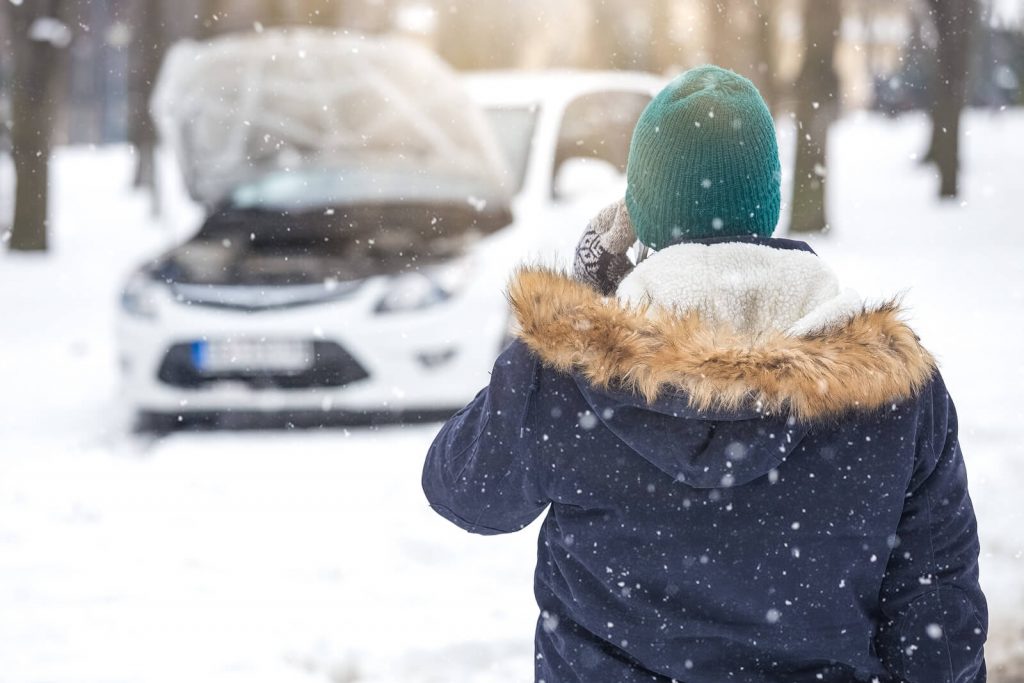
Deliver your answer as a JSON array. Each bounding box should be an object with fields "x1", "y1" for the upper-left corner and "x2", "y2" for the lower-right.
[{"x1": 1, "y1": 109, "x2": 1022, "y2": 682}]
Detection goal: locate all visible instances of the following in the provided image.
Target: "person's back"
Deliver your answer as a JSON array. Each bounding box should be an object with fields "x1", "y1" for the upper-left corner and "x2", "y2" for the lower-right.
[{"x1": 422, "y1": 66, "x2": 987, "y2": 682}]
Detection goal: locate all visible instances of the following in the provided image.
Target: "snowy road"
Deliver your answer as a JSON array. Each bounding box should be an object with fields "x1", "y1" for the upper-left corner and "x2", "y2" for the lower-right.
[
  {"x1": 0, "y1": 428, "x2": 539, "y2": 683},
  {"x1": 2, "y1": 110, "x2": 1023, "y2": 682}
]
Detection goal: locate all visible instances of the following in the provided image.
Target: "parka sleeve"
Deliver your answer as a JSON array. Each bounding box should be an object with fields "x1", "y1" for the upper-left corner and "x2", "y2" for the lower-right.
[
  {"x1": 875, "y1": 375, "x2": 988, "y2": 683},
  {"x1": 421, "y1": 340, "x2": 549, "y2": 535}
]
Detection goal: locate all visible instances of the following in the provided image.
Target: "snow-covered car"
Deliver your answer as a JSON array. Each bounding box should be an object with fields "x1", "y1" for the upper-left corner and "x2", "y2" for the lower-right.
[{"x1": 117, "y1": 30, "x2": 661, "y2": 430}]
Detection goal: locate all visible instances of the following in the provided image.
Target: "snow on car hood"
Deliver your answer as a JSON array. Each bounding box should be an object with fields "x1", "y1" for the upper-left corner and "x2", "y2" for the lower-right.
[{"x1": 151, "y1": 29, "x2": 513, "y2": 207}]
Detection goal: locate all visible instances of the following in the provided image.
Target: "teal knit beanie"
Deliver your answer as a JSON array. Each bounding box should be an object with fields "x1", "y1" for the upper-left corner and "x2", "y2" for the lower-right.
[{"x1": 625, "y1": 65, "x2": 781, "y2": 248}]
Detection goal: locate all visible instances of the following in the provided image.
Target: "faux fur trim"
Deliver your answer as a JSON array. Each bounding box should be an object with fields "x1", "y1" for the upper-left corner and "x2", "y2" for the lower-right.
[{"x1": 507, "y1": 267, "x2": 937, "y2": 422}]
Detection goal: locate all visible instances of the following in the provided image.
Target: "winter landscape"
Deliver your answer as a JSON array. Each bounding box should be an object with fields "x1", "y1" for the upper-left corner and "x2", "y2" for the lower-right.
[
  {"x1": 1, "y1": 109, "x2": 1021, "y2": 682},
  {"x1": 2, "y1": 1, "x2": 1024, "y2": 682}
]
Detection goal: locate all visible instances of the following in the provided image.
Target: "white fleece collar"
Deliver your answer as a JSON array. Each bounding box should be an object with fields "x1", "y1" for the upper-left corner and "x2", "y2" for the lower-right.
[{"x1": 616, "y1": 241, "x2": 862, "y2": 337}]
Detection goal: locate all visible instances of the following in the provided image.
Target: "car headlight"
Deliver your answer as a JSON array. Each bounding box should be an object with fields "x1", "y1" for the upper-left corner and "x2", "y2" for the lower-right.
[
  {"x1": 375, "y1": 262, "x2": 472, "y2": 314},
  {"x1": 120, "y1": 271, "x2": 160, "y2": 319}
]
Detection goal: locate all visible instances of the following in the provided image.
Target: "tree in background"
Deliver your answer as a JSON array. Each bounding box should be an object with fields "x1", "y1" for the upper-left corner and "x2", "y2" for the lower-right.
[
  {"x1": 650, "y1": 0, "x2": 681, "y2": 73},
  {"x1": 752, "y1": 0, "x2": 779, "y2": 113},
  {"x1": 195, "y1": 0, "x2": 369, "y2": 36},
  {"x1": 704, "y1": 0, "x2": 779, "y2": 112},
  {"x1": 127, "y1": 0, "x2": 166, "y2": 213},
  {"x1": 789, "y1": 0, "x2": 841, "y2": 234},
  {"x1": 2, "y1": 0, "x2": 70, "y2": 252},
  {"x1": 435, "y1": 0, "x2": 592, "y2": 71},
  {"x1": 587, "y1": 0, "x2": 684, "y2": 72},
  {"x1": 197, "y1": 0, "x2": 223, "y2": 37},
  {"x1": 590, "y1": 0, "x2": 639, "y2": 70},
  {"x1": 924, "y1": 0, "x2": 976, "y2": 197},
  {"x1": 705, "y1": 0, "x2": 739, "y2": 68},
  {"x1": 434, "y1": 1, "x2": 517, "y2": 68},
  {"x1": 265, "y1": 0, "x2": 350, "y2": 29}
]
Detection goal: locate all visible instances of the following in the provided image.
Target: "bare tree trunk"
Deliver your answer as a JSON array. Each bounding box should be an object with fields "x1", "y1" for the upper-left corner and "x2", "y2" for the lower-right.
[
  {"x1": 4, "y1": 0, "x2": 66, "y2": 252},
  {"x1": 266, "y1": 0, "x2": 298, "y2": 27},
  {"x1": 260, "y1": 0, "x2": 349, "y2": 28},
  {"x1": 925, "y1": 0, "x2": 974, "y2": 198},
  {"x1": 861, "y1": 0, "x2": 880, "y2": 76},
  {"x1": 590, "y1": 0, "x2": 635, "y2": 70},
  {"x1": 198, "y1": 0, "x2": 231, "y2": 38},
  {"x1": 705, "y1": 0, "x2": 735, "y2": 68},
  {"x1": 789, "y1": 0, "x2": 841, "y2": 234},
  {"x1": 435, "y1": 1, "x2": 520, "y2": 69},
  {"x1": 128, "y1": 0, "x2": 165, "y2": 215},
  {"x1": 306, "y1": 0, "x2": 340, "y2": 26},
  {"x1": 752, "y1": 0, "x2": 778, "y2": 113},
  {"x1": 343, "y1": 0, "x2": 396, "y2": 32},
  {"x1": 650, "y1": 0, "x2": 678, "y2": 73}
]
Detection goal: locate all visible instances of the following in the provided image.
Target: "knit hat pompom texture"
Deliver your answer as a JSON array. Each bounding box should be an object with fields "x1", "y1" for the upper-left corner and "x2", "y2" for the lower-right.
[{"x1": 626, "y1": 65, "x2": 781, "y2": 248}]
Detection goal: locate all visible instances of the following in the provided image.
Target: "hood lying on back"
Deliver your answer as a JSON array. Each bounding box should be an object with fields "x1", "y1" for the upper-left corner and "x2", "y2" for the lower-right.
[{"x1": 508, "y1": 241, "x2": 937, "y2": 425}]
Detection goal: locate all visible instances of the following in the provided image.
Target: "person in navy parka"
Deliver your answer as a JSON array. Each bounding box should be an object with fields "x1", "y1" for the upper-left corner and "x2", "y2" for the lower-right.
[{"x1": 422, "y1": 66, "x2": 987, "y2": 683}]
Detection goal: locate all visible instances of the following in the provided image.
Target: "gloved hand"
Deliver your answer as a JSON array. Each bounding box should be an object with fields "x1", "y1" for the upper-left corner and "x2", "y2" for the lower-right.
[{"x1": 573, "y1": 199, "x2": 636, "y2": 295}]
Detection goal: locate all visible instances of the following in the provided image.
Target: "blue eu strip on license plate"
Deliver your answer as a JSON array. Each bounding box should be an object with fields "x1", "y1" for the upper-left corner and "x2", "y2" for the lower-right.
[{"x1": 190, "y1": 341, "x2": 208, "y2": 371}]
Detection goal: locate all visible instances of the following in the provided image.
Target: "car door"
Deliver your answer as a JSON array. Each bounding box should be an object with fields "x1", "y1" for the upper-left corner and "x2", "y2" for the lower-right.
[{"x1": 542, "y1": 89, "x2": 652, "y2": 265}]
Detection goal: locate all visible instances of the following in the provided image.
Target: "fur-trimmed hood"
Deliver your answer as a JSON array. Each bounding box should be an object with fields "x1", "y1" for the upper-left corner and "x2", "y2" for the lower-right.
[
  {"x1": 508, "y1": 240, "x2": 936, "y2": 425},
  {"x1": 428, "y1": 238, "x2": 984, "y2": 682}
]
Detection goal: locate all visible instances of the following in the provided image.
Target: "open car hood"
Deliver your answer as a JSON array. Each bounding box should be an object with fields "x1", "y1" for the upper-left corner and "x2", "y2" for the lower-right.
[
  {"x1": 151, "y1": 29, "x2": 513, "y2": 207},
  {"x1": 154, "y1": 200, "x2": 512, "y2": 289}
]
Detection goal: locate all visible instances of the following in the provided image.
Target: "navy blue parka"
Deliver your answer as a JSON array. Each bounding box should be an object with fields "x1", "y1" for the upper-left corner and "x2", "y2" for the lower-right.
[{"x1": 422, "y1": 239, "x2": 987, "y2": 683}]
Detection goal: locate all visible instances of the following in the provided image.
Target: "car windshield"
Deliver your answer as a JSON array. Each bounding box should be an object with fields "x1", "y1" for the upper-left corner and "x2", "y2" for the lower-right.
[
  {"x1": 229, "y1": 165, "x2": 506, "y2": 213},
  {"x1": 482, "y1": 106, "x2": 538, "y2": 194}
]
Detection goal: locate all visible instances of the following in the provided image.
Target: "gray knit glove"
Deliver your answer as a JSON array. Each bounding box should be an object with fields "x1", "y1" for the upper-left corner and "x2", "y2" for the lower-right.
[{"x1": 573, "y1": 199, "x2": 636, "y2": 295}]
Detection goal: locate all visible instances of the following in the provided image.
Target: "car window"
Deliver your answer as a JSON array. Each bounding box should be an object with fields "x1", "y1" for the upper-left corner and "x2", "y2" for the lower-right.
[
  {"x1": 553, "y1": 90, "x2": 652, "y2": 192},
  {"x1": 483, "y1": 106, "x2": 539, "y2": 195}
]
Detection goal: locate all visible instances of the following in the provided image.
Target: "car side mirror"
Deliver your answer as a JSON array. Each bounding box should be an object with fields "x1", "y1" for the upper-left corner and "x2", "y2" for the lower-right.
[{"x1": 553, "y1": 157, "x2": 623, "y2": 202}]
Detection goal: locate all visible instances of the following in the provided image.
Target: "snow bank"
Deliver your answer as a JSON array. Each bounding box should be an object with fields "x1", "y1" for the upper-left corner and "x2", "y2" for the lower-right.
[{"x1": 151, "y1": 29, "x2": 512, "y2": 206}]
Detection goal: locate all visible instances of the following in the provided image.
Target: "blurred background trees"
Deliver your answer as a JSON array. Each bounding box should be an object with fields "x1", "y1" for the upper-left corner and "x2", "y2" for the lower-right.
[
  {"x1": 127, "y1": 0, "x2": 165, "y2": 207},
  {"x1": 1, "y1": 0, "x2": 70, "y2": 251},
  {"x1": 1, "y1": 0, "x2": 1020, "y2": 250},
  {"x1": 789, "y1": 0, "x2": 842, "y2": 233},
  {"x1": 924, "y1": 0, "x2": 977, "y2": 197}
]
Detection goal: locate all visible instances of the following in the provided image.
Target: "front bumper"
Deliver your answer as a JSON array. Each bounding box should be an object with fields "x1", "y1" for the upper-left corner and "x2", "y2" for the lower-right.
[{"x1": 116, "y1": 285, "x2": 509, "y2": 417}]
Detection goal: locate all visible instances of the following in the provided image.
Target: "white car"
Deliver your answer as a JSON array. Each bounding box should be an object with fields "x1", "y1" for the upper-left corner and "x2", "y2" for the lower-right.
[{"x1": 118, "y1": 67, "x2": 662, "y2": 430}]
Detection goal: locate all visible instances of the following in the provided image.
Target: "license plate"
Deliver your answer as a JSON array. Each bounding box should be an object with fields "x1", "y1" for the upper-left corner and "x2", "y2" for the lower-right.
[{"x1": 191, "y1": 339, "x2": 314, "y2": 373}]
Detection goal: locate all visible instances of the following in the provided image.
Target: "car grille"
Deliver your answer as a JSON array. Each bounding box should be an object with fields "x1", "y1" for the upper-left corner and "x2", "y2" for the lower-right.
[
  {"x1": 157, "y1": 341, "x2": 370, "y2": 390},
  {"x1": 168, "y1": 281, "x2": 363, "y2": 311}
]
